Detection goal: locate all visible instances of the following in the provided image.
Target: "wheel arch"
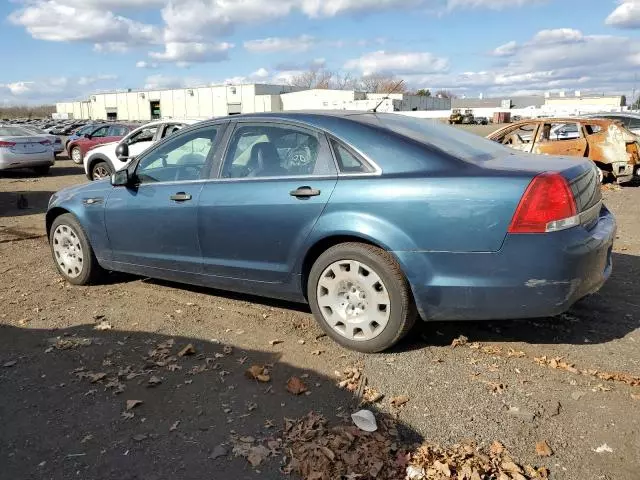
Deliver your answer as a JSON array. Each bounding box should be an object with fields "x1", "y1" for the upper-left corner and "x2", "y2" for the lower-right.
[
  {"x1": 86, "y1": 153, "x2": 114, "y2": 180},
  {"x1": 46, "y1": 207, "x2": 73, "y2": 239},
  {"x1": 300, "y1": 234, "x2": 390, "y2": 297}
]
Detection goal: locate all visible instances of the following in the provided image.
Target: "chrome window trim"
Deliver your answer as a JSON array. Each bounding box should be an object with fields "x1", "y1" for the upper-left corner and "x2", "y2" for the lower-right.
[{"x1": 326, "y1": 134, "x2": 382, "y2": 177}]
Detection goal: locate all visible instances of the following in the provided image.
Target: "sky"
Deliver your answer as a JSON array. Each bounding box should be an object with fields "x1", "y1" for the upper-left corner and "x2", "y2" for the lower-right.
[{"x1": 1, "y1": 0, "x2": 640, "y2": 105}]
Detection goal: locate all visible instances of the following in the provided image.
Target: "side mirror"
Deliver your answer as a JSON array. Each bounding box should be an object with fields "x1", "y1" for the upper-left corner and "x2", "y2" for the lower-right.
[
  {"x1": 110, "y1": 170, "x2": 130, "y2": 187},
  {"x1": 115, "y1": 142, "x2": 129, "y2": 161}
]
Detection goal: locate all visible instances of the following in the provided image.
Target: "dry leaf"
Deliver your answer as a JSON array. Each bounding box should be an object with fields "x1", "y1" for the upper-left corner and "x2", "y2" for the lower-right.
[
  {"x1": 94, "y1": 320, "x2": 112, "y2": 331},
  {"x1": 147, "y1": 376, "x2": 162, "y2": 387},
  {"x1": 593, "y1": 443, "x2": 613, "y2": 453},
  {"x1": 390, "y1": 395, "x2": 410, "y2": 408},
  {"x1": 247, "y1": 445, "x2": 269, "y2": 467},
  {"x1": 535, "y1": 440, "x2": 553, "y2": 457},
  {"x1": 490, "y1": 441, "x2": 505, "y2": 456},
  {"x1": 286, "y1": 376, "x2": 308, "y2": 395},
  {"x1": 451, "y1": 335, "x2": 468, "y2": 348},
  {"x1": 89, "y1": 372, "x2": 106, "y2": 383},
  {"x1": 178, "y1": 344, "x2": 196, "y2": 357},
  {"x1": 169, "y1": 421, "x2": 180, "y2": 431},
  {"x1": 245, "y1": 365, "x2": 271, "y2": 383},
  {"x1": 631, "y1": 393, "x2": 640, "y2": 401},
  {"x1": 3, "y1": 360, "x2": 17, "y2": 368},
  {"x1": 121, "y1": 411, "x2": 134, "y2": 420},
  {"x1": 269, "y1": 339, "x2": 284, "y2": 346},
  {"x1": 126, "y1": 400, "x2": 143, "y2": 411}
]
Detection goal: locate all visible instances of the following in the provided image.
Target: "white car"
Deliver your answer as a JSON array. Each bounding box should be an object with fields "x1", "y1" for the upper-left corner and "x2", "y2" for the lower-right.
[{"x1": 83, "y1": 119, "x2": 202, "y2": 180}]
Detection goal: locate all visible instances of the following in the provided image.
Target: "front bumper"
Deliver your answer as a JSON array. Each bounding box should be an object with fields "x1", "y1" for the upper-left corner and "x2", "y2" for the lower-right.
[{"x1": 395, "y1": 207, "x2": 616, "y2": 321}]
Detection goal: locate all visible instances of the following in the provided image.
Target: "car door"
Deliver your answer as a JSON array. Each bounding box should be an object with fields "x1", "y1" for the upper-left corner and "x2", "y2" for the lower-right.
[
  {"x1": 104, "y1": 124, "x2": 222, "y2": 274},
  {"x1": 198, "y1": 121, "x2": 338, "y2": 284},
  {"x1": 84, "y1": 125, "x2": 110, "y2": 150},
  {"x1": 532, "y1": 121, "x2": 587, "y2": 157}
]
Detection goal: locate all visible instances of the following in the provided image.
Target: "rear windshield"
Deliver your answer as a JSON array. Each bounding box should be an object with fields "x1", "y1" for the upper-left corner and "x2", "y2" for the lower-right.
[
  {"x1": 0, "y1": 126, "x2": 31, "y2": 136},
  {"x1": 364, "y1": 114, "x2": 511, "y2": 162}
]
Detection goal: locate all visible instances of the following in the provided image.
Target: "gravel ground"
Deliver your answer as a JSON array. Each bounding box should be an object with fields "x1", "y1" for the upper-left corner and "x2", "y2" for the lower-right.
[{"x1": 1, "y1": 133, "x2": 639, "y2": 480}]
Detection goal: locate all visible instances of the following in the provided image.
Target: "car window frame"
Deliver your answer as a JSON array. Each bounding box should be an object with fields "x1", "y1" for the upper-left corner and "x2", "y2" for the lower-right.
[
  {"x1": 108, "y1": 125, "x2": 129, "y2": 137},
  {"x1": 130, "y1": 122, "x2": 227, "y2": 186},
  {"x1": 90, "y1": 125, "x2": 110, "y2": 138},
  {"x1": 214, "y1": 120, "x2": 337, "y2": 181},
  {"x1": 326, "y1": 134, "x2": 378, "y2": 176}
]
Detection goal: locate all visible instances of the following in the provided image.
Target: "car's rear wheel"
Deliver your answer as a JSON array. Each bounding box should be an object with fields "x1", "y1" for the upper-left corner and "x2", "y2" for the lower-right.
[
  {"x1": 91, "y1": 161, "x2": 112, "y2": 180},
  {"x1": 33, "y1": 165, "x2": 50, "y2": 175},
  {"x1": 70, "y1": 146, "x2": 82, "y2": 164},
  {"x1": 50, "y1": 213, "x2": 103, "y2": 285},
  {"x1": 307, "y1": 243, "x2": 417, "y2": 353}
]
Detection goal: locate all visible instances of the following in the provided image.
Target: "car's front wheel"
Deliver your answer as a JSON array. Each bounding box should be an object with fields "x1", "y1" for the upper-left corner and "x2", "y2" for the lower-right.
[
  {"x1": 307, "y1": 243, "x2": 417, "y2": 353},
  {"x1": 91, "y1": 161, "x2": 112, "y2": 180},
  {"x1": 70, "y1": 146, "x2": 83, "y2": 164},
  {"x1": 50, "y1": 213, "x2": 103, "y2": 285}
]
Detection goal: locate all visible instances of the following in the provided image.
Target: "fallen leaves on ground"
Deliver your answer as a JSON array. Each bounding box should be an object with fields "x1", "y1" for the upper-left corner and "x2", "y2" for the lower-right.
[
  {"x1": 593, "y1": 443, "x2": 613, "y2": 453},
  {"x1": 169, "y1": 421, "x2": 180, "y2": 431},
  {"x1": 2, "y1": 360, "x2": 17, "y2": 367},
  {"x1": 535, "y1": 440, "x2": 553, "y2": 457},
  {"x1": 94, "y1": 320, "x2": 112, "y2": 331},
  {"x1": 230, "y1": 434, "x2": 280, "y2": 468},
  {"x1": 177, "y1": 344, "x2": 196, "y2": 357},
  {"x1": 287, "y1": 376, "x2": 308, "y2": 395},
  {"x1": 126, "y1": 400, "x2": 143, "y2": 411},
  {"x1": 390, "y1": 395, "x2": 409, "y2": 408},
  {"x1": 451, "y1": 335, "x2": 468, "y2": 348},
  {"x1": 245, "y1": 365, "x2": 271, "y2": 382},
  {"x1": 48, "y1": 337, "x2": 92, "y2": 350},
  {"x1": 147, "y1": 376, "x2": 162, "y2": 387}
]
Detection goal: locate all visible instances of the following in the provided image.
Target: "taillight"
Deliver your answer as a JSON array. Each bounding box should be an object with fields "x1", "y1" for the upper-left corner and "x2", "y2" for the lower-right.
[
  {"x1": 0, "y1": 141, "x2": 16, "y2": 148},
  {"x1": 40, "y1": 140, "x2": 52, "y2": 146},
  {"x1": 508, "y1": 172, "x2": 578, "y2": 234}
]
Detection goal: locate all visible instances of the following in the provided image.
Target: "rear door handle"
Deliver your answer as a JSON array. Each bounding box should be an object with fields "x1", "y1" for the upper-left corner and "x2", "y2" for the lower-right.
[
  {"x1": 169, "y1": 192, "x2": 192, "y2": 202},
  {"x1": 290, "y1": 186, "x2": 321, "y2": 198}
]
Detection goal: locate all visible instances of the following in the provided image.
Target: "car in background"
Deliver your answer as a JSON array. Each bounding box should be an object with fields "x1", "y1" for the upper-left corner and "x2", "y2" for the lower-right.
[
  {"x1": 47, "y1": 112, "x2": 614, "y2": 353},
  {"x1": 19, "y1": 125, "x2": 64, "y2": 157},
  {"x1": 84, "y1": 119, "x2": 201, "y2": 180},
  {"x1": 67, "y1": 123, "x2": 134, "y2": 165},
  {"x1": 65, "y1": 123, "x2": 100, "y2": 153},
  {"x1": 488, "y1": 117, "x2": 640, "y2": 183},
  {"x1": 581, "y1": 112, "x2": 640, "y2": 135},
  {"x1": 475, "y1": 116, "x2": 489, "y2": 125},
  {"x1": 0, "y1": 125, "x2": 55, "y2": 175}
]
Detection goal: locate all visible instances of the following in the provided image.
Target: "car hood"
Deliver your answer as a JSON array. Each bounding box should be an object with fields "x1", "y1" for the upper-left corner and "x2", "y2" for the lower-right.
[
  {"x1": 88, "y1": 140, "x2": 118, "y2": 154},
  {"x1": 49, "y1": 179, "x2": 112, "y2": 209}
]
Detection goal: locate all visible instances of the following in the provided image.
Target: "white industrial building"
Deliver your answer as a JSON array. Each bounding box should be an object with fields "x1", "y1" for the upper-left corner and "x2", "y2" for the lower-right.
[{"x1": 55, "y1": 83, "x2": 452, "y2": 121}]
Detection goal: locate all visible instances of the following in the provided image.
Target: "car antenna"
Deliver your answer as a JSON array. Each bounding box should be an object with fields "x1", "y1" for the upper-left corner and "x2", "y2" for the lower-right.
[{"x1": 371, "y1": 79, "x2": 405, "y2": 113}]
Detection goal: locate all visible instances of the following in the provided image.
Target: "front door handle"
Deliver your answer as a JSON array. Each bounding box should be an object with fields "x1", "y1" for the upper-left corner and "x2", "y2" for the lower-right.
[
  {"x1": 170, "y1": 192, "x2": 192, "y2": 202},
  {"x1": 290, "y1": 186, "x2": 321, "y2": 198}
]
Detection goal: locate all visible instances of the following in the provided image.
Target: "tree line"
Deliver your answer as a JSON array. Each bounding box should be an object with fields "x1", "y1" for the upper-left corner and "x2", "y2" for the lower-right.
[
  {"x1": 0, "y1": 105, "x2": 56, "y2": 120},
  {"x1": 287, "y1": 70, "x2": 457, "y2": 98}
]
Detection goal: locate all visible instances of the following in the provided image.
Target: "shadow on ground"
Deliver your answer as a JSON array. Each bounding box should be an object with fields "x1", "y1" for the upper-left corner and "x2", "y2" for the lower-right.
[
  {"x1": 0, "y1": 191, "x2": 56, "y2": 218},
  {"x1": 0, "y1": 324, "x2": 420, "y2": 480}
]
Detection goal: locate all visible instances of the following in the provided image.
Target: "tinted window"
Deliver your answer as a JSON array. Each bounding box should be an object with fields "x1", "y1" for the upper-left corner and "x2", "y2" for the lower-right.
[
  {"x1": 331, "y1": 140, "x2": 374, "y2": 173},
  {"x1": 627, "y1": 117, "x2": 640, "y2": 129},
  {"x1": 136, "y1": 127, "x2": 217, "y2": 184},
  {"x1": 369, "y1": 114, "x2": 510, "y2": 162},
  {"x1": 222, "y1": 124, "x2": 328, "y2": 178},
  {"x1": 109, "y1": 125, "x2": 129, "y2": 136},
  {"x1": 127, "y1": 125, "x2": 158, "y2": 145},
  {"x1": 90, "y1": 126, "x2": 109, "y2": 138},
  {"x1": 161, "y1": 124, "x2": 184, "y2": 138}
]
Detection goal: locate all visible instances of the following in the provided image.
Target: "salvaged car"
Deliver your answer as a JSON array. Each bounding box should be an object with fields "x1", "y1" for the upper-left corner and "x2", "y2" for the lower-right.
[
  {"x1": 47, "y1": 112, "x2": 614, "y2": 353},
  {"x1": 488, "y1": 118, "x2": 640, "y2": 183}
]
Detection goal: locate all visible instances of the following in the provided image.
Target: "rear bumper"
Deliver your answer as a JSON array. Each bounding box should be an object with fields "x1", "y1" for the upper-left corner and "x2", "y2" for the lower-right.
[
  {"x1": 0, "y1": 154, "x2": 55, "y2": 171},
  {"x1": 396, "y1": 207, "x2": 616, "y2": 321}
]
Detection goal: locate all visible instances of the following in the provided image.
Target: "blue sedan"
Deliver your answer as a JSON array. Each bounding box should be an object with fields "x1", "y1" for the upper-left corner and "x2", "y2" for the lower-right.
[{"x1": 46, "y1": 112, "x2": 615, "y2": 352}]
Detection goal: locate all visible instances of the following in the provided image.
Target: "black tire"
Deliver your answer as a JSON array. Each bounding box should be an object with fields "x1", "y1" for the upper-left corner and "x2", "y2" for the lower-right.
[
  {"x1": 49, "y1": 213, "x2": 103, "y2": 285},
  {"x1": 91, "y1": 161, "x2": 113, "y2": 180},
  {"x1": 70, "y1": 146, "x2": 82, "y2": 165},
  {"x1": 307, "y1": 242, "x2": 417, "y2": 353},
  {"x1": 33, "y1": 165, "x2": 50, "y2": 175}
]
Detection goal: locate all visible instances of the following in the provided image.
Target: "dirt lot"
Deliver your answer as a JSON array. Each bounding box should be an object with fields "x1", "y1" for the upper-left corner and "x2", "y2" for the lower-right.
[{"x1": 1, "y1": 132, "x2": 639, "y2": 480}]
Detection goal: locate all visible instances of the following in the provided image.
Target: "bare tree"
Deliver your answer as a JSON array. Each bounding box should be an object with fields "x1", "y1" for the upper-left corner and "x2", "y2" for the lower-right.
[
  {"x1": 358, "y1": 74, "x2": 407, "y2": 94},
  {"x1": 0, "y1": 104, "x2": 55, "y2": 119},
  {"x1": 289, "y1": 68, "x2": 333, "y2": 89},
  {"x1": 331, "y1": 72, "x2": 356, "y2": 90}
]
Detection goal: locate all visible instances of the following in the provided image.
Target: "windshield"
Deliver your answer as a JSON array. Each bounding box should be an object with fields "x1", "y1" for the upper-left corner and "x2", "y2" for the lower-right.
[
  {"x1": 369, "y1": 114, "x2": 511, "y2": 162},
  {"x1": 0, "y1": 126, "x2": 32, "y2": 136}
]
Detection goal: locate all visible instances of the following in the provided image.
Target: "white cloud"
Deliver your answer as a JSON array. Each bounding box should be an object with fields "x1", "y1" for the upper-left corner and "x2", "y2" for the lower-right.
[
  {"x1": 9, "y1": 1, "x2": 158, "y2": 44},
  {"x1": 77, "y1": 75, "x2": 118, "y2": 86},
  {"x1": 492, "y1": 40, "x2": 517, "y2": 57},
  {"x1": 93, "y1": 42, "x2": 131, "y2": 53},
  {"x1": 136, "y1": 61, "x2": 159, "y2": 69},
  {"x1": 149, "y1": 41, "x2": 234, "y2": 66},
  {"x1": 143, "y1": 74, "x2": 207, "y2": 90},
  {"x1": 446, "y1": 0, "x2": 547, "y2": 8},
  {"x1": 606, "y1": 0, "x2": 640, "y2": 28},
  {"x1": 531, "y1": 28, "x2": 583, "y2": 44},
  {"x1": 244, "y1": 35, "x2": 316, "y2": 53},
  {"x1": 252, "y1": 68, "x2": 270, "y2": 78},
  {"x1": 0, "y1": 75, "x2": 121, "y2": 104},
  {"x1": 344, "y1": 50, "x2": 450, "y2": 76}
]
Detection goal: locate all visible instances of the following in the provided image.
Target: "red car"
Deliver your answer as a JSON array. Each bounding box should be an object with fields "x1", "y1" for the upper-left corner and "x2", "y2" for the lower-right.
[{"x1": 67, "y1": 123, "x2": 135, "y2": 164}]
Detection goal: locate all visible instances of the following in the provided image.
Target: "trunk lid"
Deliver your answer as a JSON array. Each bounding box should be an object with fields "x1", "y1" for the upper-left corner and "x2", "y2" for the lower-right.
[{"x1": 0, "y1": 135, "x2": 50, "y2": 154}]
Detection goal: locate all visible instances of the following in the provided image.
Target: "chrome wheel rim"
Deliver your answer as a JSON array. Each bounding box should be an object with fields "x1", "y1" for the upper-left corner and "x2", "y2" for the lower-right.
[
  {"x1": 52, "y1": 224, "x2": 84, "y2": 279},
  {"x1": 93, "y1": 165, "x2": 110, "y2": 180},
  {"x1": 71, "y1": 148, "x2": 82, "y2": 164},
  {"x1": 316, "y1": 260, "x2": 391, "y2": 341}
]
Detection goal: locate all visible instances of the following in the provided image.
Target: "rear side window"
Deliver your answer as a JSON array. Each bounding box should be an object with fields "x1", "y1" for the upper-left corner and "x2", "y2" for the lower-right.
[
  {"x1": 109, "y1": 126, "x2": 128, "y2": 136},
  {"x1": 330, "y1": 140, "x2": 374, "y2": 174}
]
